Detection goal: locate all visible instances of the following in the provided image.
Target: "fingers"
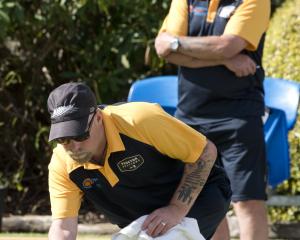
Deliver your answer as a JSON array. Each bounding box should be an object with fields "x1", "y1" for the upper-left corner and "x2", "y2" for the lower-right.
[
  {"x1": 229, "y1": 54, "x2": 258, "y2": 77},
  {"x1": 142, "y1": 214, "x2": 170, "y2": 237},
  {"x1": 235, "y1": 61, "x2": 257, "y2": 77},
  {"x1": 248, "y1": 58, "x2": 257, "y2": 75},
  {"x1": 143, "y1": 216, "x2": 168, "y2": 237},
  {"x1": 158, "y1": 221, "x2": 169, "y2": 236},
  {"x1": 141, "y1": 214, "x2": 156, "y2": 230},
  {"x1": 149, "y1": 219, "x2": 167, "y2": 237}
]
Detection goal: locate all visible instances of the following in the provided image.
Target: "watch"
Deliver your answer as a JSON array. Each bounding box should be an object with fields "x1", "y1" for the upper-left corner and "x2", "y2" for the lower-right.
[{"x1": 170, "y1": 38, "x2": 180, "y2": 52}]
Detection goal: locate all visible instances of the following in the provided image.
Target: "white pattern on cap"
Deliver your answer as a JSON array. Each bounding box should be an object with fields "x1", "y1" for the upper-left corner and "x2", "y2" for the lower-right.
[{"x1": 51, "y1": 105, "x2": 74, "y2": 119}]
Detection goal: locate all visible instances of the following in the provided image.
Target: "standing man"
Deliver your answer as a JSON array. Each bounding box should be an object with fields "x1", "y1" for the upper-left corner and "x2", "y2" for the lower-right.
[
  {"x1": 155, "y1": 0, "x2": 270, "y2": 240},
  {"x1": 47, "y1": 82, "x2": 231, "y2": 240}
]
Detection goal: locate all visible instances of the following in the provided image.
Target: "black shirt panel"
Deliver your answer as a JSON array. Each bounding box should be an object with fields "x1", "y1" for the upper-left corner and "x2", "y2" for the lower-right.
[
  {"x1": 69, "y1": 134, "x2": 184, "y2": 227},
  {"x1": 69, "y1": 133, "x2": 226, "y2": 227},
  {"x1": 178, "y1": 0, "x2": 265, "y2": 119}
]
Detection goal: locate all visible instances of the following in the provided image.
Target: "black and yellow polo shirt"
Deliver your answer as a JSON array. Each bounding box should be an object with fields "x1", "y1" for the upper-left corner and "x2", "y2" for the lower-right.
[
  {"x1": 49, "y1": 102, "x2": 207, "y2": 226},
  {"x1": 160, "y1": 0, "x2": 270, "y2": 121}
]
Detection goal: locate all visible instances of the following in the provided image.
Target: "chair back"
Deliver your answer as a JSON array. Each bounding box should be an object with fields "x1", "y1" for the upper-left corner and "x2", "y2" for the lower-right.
[
  {"x1": 264, "y1": 77, "x2": 300, "y2": 130},
  {"x1": 128, "y1": 76, "x2": 178, "y2": 115},
  {"x1": 128, "y1": 76, "x2": 300, "y2": 187}
]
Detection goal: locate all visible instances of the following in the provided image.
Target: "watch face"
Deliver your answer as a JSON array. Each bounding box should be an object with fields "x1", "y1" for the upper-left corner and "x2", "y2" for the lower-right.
[{"x1": 171, "y1": 38, "x2": 179, "y2": 51}]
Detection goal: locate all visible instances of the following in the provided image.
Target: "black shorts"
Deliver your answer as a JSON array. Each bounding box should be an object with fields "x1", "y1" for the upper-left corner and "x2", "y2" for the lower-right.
[
  {"x1": 190, "y1": 116, "x2": 267, "y2": 202},
  {"x1": 188, "y1": 177, "x2": 231, "y2": 239}
]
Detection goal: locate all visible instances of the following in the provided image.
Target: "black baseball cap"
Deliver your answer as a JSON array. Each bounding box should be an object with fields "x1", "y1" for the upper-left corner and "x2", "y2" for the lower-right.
[{"x1": 47, "y1": 82, "x2": 97, "y2": 142}]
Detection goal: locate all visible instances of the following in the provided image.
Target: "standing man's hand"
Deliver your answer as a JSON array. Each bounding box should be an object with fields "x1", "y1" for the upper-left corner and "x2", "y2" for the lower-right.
[
  {"x1": 223, "y1": 54, "x2": 257, "y2": 77},
  {"x1": 141, "y1": 204, "x2": 187, "y2": 237},
  {"x1": 155, "y1": 32, "x2": 176, "y2": 57}
]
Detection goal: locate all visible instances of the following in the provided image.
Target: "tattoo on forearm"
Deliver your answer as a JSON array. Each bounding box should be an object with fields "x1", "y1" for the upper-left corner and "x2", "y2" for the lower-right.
[{"x1": 177, "y1": 144, "x2": 215, "y2": 205}]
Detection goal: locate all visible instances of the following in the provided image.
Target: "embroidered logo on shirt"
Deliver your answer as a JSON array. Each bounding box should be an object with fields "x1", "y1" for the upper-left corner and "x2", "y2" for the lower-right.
[
  {"x1": 117, "y1": 155, "x2": 144, "y2": 172},
  {"x1": 82, "y1": 178, "x2": 98, "y2": 189},
  {"x1": 219, "y1": 6, "x2": 236, "y2": 18}
]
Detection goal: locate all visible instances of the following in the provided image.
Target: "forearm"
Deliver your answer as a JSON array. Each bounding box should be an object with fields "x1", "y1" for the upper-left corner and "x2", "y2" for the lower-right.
[
  {"x1": 169, "y1": 140, "x2": 217, "y2": 215},
  {"x1": 48, "y1": 218, "x2": 77, "y2": 240},
  {"x1": 48, "y1": 227, "x2": 76, "y2": 240},
  {"x1": 178, "y1": 35, "x2": 246, "y2": 60},
  {"x1": 165, "y1": 52, "x2": 224, "y2": 68},
  {"x1": 155, "y1": 32, "x2": 247, "y2": 61}
]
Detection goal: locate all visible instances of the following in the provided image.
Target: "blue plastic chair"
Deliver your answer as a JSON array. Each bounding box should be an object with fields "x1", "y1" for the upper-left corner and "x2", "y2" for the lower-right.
[
  {"x1": 128, "y1": 76, "x2": 300, "y2": 187},
  {"x1": 264, "y1": 77, "x2": 300, "y2": 131},
  {"x1": 263, "y1": 77, "x2": 300, "y2": 187},
  {"x1": 128, "y1": 76, "x2": 178, "y2": 115}
]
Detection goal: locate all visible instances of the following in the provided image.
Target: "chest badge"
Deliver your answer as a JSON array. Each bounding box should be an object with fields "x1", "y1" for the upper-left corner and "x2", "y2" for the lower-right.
[
  {"x1": 219, "y1": 6, "x2": 236, "y2": 18},
  {"x1": 117, "y1": 154, "x2": 144, "y2": 172},
  {"x1": 82, "y1": 178, "x2": 98, "y2": 189}
]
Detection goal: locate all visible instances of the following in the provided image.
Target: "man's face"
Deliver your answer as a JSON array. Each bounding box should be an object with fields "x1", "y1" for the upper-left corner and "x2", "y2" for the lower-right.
[
  {"x1": 57, "y1": 111, "x2": 104, "y2": 164},
  {"x1": 66, "y1": 147, "x2": 93, "y2": 164}
]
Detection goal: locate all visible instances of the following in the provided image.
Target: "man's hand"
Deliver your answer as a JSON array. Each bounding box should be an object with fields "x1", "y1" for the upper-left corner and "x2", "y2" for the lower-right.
[
  {"x1": 48, "y1": 217, "x2": 78, "y2": 240},
  {"x1": 223, "y1": 54, "x2": 257, "y2": 77},
  {"x1": 155, "y1": 32, "x2": 176, "y2": 57},
  {"x1": 141, "y1": 204, "x2": 186, "y2": 237}
]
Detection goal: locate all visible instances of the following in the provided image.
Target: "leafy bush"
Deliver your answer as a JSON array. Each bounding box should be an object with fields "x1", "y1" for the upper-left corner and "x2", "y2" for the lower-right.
[
  {"x1": 0, "y1": 0, "x2": 171, "y2": 215},
  {"x1": 263, "y1": 0, "x2": 300, "y2": 222}
]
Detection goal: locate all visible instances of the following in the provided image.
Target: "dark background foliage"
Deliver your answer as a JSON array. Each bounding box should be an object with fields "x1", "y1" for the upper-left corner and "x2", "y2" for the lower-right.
[
  {"x1": 0, "y1": 0, "x2": 295, "y2": 220},
  {"x1": 0, "y1": 0, "x2": 175, "y2": 215}
]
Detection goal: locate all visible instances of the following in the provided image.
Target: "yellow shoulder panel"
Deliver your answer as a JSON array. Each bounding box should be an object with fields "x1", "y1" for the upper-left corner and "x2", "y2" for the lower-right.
[
  {"x1": 159, "y1": 0, "x2": 188, "y2": 36},
  {"x1": 105, "y1": 102, "x2": 207, "y2": 163},
  {"x1": 224, "y1": 0, "x2": 270, "y2": 51},
  {"x1": 49, "y1": 145, "x2": 83, "y2": 219}
]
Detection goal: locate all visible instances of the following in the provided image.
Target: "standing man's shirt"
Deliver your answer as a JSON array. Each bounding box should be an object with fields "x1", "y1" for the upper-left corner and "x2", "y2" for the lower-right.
[{"x1": 159, "y1": 0, "x2": 270, "y2": 122}]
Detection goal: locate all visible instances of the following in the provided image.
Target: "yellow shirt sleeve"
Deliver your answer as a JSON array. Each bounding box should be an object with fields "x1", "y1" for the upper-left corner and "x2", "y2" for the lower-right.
[
  {"x1": 224, "y1": 0, "x2": 270, "y2": 51},
  {"x1": 110, "y1": 103, "x2": 207, "y2": 163},
  {"x1": 48, "y1": 147, "x2": 83, "y2": 219},
  {"x1": 159, "y1": 0, "x2": 188, "y2": 36}
]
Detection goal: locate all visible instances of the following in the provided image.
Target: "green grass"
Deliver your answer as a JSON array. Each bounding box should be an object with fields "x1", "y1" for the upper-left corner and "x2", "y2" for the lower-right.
[{"x1": 0, "y1": 233, "x2": 111, "y2": 239}]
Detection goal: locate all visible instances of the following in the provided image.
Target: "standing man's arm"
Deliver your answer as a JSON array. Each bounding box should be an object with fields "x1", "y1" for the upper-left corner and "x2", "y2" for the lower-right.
[
  {"x1": 164, "y1": 51, "x2": 257, "y2": 77},
  {"x1": 142, "y1": 139, "x2": 217, "y2": 237},
  {"x1": 156, "y1": 32, "x2": 247, "y2": 60},
  {"x1": 49, "y1": 217, "x2": 78, "y2": 240},
  {"x1": 155, "y1": 20, "x2": 257, "y2": 76},
  {"x1": 156, "y1": 0, "x2": 270, "y2": 60},
  {"x1": 155, "y1": 0, "x2": 270, "y2": 75}
]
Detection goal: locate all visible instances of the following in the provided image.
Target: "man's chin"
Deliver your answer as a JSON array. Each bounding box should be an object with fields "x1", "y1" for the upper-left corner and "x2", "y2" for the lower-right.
[
  {"x1": 73, "y1": 158, "x2": 91, "y2": 164},
  {"x1": 68, "y1": 152, "x2": 92, "y2": 164}
]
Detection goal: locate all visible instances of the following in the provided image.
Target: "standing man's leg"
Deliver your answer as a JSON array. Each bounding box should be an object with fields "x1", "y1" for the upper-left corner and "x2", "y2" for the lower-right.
[
  {"x1": 212, "y1": 200, "x2": 268, "y2": 240},
  {"x1": 233, "y1": 200, "x2": 268, "y2": 240},
  {"x1": 199, "y1": 117, "x2": 268, "y2": 240}
]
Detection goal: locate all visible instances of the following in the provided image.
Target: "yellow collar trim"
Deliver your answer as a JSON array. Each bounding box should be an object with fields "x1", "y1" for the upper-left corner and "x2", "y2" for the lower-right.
[
  {"x1": 55, "y1": 110, "x2": 125, "y2": 187},
  {"x1": 83, "y1": 110, "x2": 125, "y2": 186},
  {"x1": 207, "y1": 0, "x2": 220, "y2": 23}
]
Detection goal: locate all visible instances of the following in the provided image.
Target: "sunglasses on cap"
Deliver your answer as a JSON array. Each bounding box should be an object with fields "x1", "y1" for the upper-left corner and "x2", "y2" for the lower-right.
[{"x1": 56, "y1": 111, "x2": 96, "y2": 145}]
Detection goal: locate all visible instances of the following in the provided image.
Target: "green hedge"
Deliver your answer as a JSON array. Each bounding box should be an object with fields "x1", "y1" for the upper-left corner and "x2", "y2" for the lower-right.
[
  {"x1": 0, "y1": 0, "x2": 172, "y2": 214},
  {"x1": 263, "y1": 0, "x2": 300, "y2": 222}
]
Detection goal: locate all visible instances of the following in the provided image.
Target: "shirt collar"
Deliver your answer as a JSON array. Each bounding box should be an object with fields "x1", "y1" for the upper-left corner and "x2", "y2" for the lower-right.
[{"x1": 82, "y1": 109, "x2": 125, "y2": 186}]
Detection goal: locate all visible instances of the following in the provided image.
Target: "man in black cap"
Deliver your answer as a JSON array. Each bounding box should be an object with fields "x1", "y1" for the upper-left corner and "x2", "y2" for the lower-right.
[{"x1": 47, "y1": 82, "x2": 231, "y2": 240}]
